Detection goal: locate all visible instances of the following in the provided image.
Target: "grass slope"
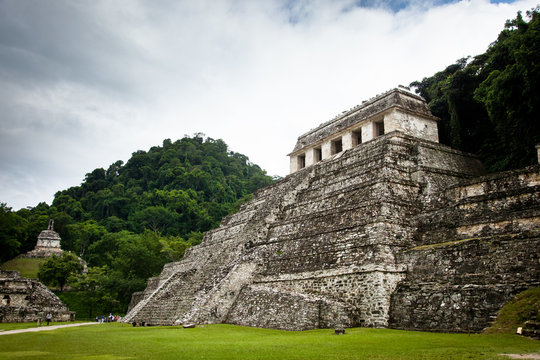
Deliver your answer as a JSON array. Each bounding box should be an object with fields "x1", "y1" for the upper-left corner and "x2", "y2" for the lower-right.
[
  {"x1": 487, "y1": 287, "x2": 540, "y2": 334},
  {"x1": 0, "y1": 257, "x2": 45, "y2": 278},
  {"x1": 0, "y1": 323, "x2": 538, "y2": 359}
]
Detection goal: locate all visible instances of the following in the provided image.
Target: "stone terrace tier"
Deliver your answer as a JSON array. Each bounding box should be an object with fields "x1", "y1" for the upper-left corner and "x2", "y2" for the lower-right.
[{"x1": 390, "y1": 165, "x2": 540, "y2": 332}]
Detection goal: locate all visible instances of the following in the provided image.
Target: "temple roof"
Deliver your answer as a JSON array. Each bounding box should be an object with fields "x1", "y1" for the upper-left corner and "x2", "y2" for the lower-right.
[{"x1": 289, "y1": 87, "x2": 438, "y2": 155}]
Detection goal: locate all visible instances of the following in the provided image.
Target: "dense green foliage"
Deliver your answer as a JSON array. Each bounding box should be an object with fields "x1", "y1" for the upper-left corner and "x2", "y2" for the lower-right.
[
  {"x1": 54, "y1": 134, "x2": 274, "y2": 245},
  {"x1": 0, "y1": 203, "x2": 28, "y2": 263},
  {"x1": 38, "y1": 252, "x2": 84, "y2": 292},
  {"x1": 0, "y1": 202, "x2": 55, "y2": 262},
  {"x1": 62, "y1": 266, "x2": 120, "y2": 319},
  {"x1": 0, "y1": 134, "x2": 275, "y2": 313},
  {"x1": 411, "y1": 8, "x2": 540, "y2": 172},
  {"x1": 1, "y1": 324, "x2": 539, "y2": 359}
]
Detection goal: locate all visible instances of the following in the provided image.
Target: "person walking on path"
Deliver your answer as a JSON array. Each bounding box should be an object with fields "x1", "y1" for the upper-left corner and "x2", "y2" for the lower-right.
[
  {"x1": 37, "y1": 311, "x2": 44, "y2": 326},
  {"x1": 46, "y1": 313, "x2": 52, "y2": 326}
]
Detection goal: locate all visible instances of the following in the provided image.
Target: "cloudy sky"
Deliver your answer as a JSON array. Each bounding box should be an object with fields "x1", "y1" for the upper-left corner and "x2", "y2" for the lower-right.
[{"x1": 0, "y1": 0, "x2": 537, "y2": 210}]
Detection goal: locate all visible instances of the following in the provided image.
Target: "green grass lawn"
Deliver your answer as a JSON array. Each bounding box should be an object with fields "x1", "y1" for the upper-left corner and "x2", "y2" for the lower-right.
[
  {"x1": 0, "y1": 257, "x2": 46, "y2": 278},
  {"x1": 0, "y1": 323, "x2": 538, "y2": 359}
]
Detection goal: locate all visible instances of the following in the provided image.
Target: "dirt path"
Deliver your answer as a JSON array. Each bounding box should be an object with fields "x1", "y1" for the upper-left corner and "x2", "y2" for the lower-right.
[
  {"x1": 501, "y1": 354, "x2": 540, "y2": 359},
  {"x1": 0, "y1": 322, "x2": 98, "y2": 336}
]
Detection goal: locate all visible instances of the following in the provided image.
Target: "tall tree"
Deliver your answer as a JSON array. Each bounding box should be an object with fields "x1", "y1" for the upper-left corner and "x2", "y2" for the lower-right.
[
  {"x1": 411, "y1": 8, "x2": 540, "y2": 172},
  {"x1": 0, "y1": 203, "x2": 27, "y2": 263},
  {"x1": 38, "y1": 252, "x2": 84, "y2": 292},
  {"x1": 474, "y1": 8, "x2": 540, "y2": 170}
]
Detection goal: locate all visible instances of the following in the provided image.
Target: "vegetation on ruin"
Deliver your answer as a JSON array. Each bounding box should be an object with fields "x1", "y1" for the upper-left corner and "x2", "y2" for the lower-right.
[
  {"x1": 409, "y1": 237, "x2": 483, "y2": 251},
  {"x1": 0, "y1": 134, "x2": 276, "y2": 314},
  {"x1": 487, "y1": 287, "x2": 540, "y2": 334},
  {"x1": 0, "y1": 257, "x2": 45, "y2": 279},
  {"x1": 0, "y1": 323, "x2": 539, "y2": 359},
  {"x1": 409, "y1": 234, "x2": 522, "y2": 251},
  {"x1": 411, "y1": 7, "x2": 540, "y2": 173}
]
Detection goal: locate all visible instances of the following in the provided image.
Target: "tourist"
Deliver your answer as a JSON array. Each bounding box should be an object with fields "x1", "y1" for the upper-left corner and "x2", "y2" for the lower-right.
[{"x1": 46, "y1": 313, "x2": 52, "y2": 326}]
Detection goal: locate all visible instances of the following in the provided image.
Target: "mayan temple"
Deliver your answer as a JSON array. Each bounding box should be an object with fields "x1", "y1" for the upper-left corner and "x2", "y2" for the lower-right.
[
  {"x1": 22, "y1": 219, "x2": 64, "y2": 259},
  {"x1": 124, "y1": 87, "x2": 540, "y2": 332}
]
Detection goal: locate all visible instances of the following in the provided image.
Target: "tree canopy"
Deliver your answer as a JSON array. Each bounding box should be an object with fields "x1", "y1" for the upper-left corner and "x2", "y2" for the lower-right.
[
  {"x1": 38, "y1": 252, "x2": 84, "y2": 292},
  {"x1": 411, "y1": 7, "x2": 540, "y2": 172}
]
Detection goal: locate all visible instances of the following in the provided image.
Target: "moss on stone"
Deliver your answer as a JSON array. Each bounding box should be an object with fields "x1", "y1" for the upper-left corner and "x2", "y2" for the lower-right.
[
  {"x1": 409, "y1": 233, "x2": 522, "y2": 251},
  {"x1": 409, "y1": 237, "x2": 487, "y2": 251}
]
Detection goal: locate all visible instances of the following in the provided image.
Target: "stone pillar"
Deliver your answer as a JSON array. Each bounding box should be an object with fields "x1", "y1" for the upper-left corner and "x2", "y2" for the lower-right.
[
  {"x1": 322, "y1": 141, "x2": 332, "y2": 160},
  {"x1": 362, "y1": 123, "x2": 374, "y2": 143},
  {"x1": 290, "y1": 156, "x2": 299, "y2": 173},
  {"x1": 342, "y1": 132, "x2": 354, "y2": 151},
  {"x1": 306, "y1": 148, "x2": 315, "y2": 167},
  {"x1": 536, "y1": 144, "x2": 540, "y2": 164}
]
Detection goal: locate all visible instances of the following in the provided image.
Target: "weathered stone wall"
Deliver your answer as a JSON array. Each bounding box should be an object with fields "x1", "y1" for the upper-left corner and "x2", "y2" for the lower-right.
[
  {"x1": 389, "y1": 234, "x2": 539, "y2": 332},
  {"x1": 389, "y1": 166, "x2": 540, "y2": 332},
  {"x1": 226, "y1": 284, "x2": 351, "y2": 330},
  {"x1": 253, "y1": 268, "x2": 406, "y2": 328},
  {"x1": 0, "y1": 270, "x2": 72, "y2": 323},
  {"x1": 385, "y1": 108, "x2": 439, "y2": 143}
]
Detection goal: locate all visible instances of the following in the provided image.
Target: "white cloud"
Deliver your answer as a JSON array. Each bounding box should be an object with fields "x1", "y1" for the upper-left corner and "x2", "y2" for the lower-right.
[{"x1": 0, "y1": 0, "x2": 537, "y2": 209}]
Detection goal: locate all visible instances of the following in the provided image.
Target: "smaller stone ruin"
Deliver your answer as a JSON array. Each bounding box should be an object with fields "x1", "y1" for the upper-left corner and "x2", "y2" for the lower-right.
[
  {"x1": 22, "y1": 219, "x2": 63, "y2": 259},
  {"x1": 0, "y1": 270, "x2": 73, "y2": 323}
]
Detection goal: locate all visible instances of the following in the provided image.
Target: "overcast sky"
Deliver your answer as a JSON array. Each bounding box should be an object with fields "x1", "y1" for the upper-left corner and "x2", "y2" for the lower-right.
[{"x1": 0, "y1": 0, "x2": 537, "y2": 210}]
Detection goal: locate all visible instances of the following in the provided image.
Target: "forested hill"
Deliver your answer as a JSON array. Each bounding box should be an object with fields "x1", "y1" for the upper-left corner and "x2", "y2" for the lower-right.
[
  {"x1": 53, "y1": 134, "x2": 275, "y2": 250},
  {"x1": 410, "y1": 8, "x2": 540, "y2": 173},
  {"x1": 1, "y1": 134, "x2": 276, "y2": 313}
]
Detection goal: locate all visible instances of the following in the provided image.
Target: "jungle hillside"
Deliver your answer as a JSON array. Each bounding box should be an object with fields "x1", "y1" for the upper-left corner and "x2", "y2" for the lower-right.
[
  {"x1": 0, "y1": 134, "x2": 276, "y2": 316},
  {"x1": 410, "y1": 8, "x2": 540, "y2": 173}
]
